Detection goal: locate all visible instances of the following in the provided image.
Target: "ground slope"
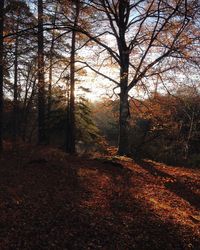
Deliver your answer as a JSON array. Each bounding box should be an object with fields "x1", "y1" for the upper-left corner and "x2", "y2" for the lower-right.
[{"x1": 0, "y1": 146, "x2": 199, "y2": 249}]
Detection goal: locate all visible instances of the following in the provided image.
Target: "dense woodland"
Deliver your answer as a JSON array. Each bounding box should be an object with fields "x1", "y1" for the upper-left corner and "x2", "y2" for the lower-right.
[{"x1": 0, "y1": 1, "x2": 200, "y2": 249}]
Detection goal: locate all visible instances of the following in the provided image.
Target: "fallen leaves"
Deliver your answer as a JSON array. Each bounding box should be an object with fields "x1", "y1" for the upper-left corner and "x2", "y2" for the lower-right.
[{"x1": 0, "y1": 146, "x2": 199, "y2": 249}]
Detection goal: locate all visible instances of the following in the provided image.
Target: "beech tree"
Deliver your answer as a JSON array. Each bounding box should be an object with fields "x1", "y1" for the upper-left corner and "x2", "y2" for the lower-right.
[
  {"x1": 66, "y1": 0, "x2": 80, "y2": 153},
  {"x1": 0, "y1": 0, "x2": 199, "y2": 157},
  {"x1": 0, "y1": 0, "x2": 37, "y2": 145},
  {"x1": 74, "y1": 0, "x2": 199, "y2": 155},
  {"x1": 0, "y1": 0, "x2": 5, "y2": 153},
  {"x1": 59, "y1": 0, "x2": 92, "y2": 153},
  {"x1": 46, "y1": 3, "x2": 58, "y2": 140},
  {"x1": 6, "y1": 0, "x2": 31, "y2": 143},
  {"x1": 38, "y1": 0, "x2": 46, "y2": 144}
]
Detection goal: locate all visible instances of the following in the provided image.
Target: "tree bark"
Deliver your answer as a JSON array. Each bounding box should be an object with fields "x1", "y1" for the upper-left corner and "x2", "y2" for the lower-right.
[
  {"x1": 47, "y1": 5, "x2": 58, "y2": 143},
  {"x1": 65, "y1": 77, "x2": 70, "y2": 152},
  {"x1": 47, "y1": 46, "x2": 53, "y2": 143},
  {"x1": 117, "y1": 1, "x2": 130, "y2": 155},
  {"x1": 66, "y1": 0, "x2": 80, "y2": 154},
  {"x1": 13, "y1": 19, "x2": 19, "y2": 145},
  {"x1": 37, "y1": 0, "x2": 46, "y2": 144},
  {"x1": 118, "y1": 66, "x2": 130, "y2": 155},
  {"x1": 66, "y1": 28, "x2": 76, "y2": 153},
  {"x1": 0, "y1": 0, "x2": 4, "y2": 154}
]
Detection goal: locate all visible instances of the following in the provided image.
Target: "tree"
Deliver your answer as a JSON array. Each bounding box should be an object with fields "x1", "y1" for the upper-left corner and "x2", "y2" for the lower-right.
[
  {"x1": 37, "y1": 0, "x2": 46, "y2": 144},
  {"x1": 174, "y1": 87, "x2": 200, "y2": 160},
  {"x1": 47, "y1": 3, "x2": 58, "y2": 141},
  {"x1": 0, "y1": 0, "x2": 5, "y2": 153},
  {"x1": 59, "y1": 0, "x2": 90, "y2": 153},
  {"x1": 65, "y1": 0, "x2": 80, "y2": 153},
  {"x1": 126, "y1": 89, "x2": 200, "y2": 165},
  {"x1": 1, "y1": 0, "x2": 38, "y2": 144},
  {"x1": 92, "y1": 98, "x2": 119, "y2": 145},
  {"x1": 74, "y1": 0, "x2": 199, "y2": 155},
  {"x1": 12, "y1": 14, "x2": 19, "y2": 144}
]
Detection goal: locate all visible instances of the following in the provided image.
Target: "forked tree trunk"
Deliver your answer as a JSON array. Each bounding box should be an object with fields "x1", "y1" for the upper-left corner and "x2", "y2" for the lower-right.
[
  {"x1": 37, "y1": 0, "x2": 46, "y2": 144},
  {"x1": 117, "y1": 40, "x2": 130, "y2": 155},
  {"x1": 117, "y1": 1, "x2": 131, "y2": 155},
  {"x1": 0, "y1": 0, "x2": 4, "y2": 154}
]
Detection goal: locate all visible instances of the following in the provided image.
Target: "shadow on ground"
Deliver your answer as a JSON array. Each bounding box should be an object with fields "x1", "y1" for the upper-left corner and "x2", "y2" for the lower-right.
[
  {"x1": 0, "y1": 154, "x2": 199, "y2": 249},
  {"x1": 137, "y1": 160, "x2": 200, "y2": 210}
]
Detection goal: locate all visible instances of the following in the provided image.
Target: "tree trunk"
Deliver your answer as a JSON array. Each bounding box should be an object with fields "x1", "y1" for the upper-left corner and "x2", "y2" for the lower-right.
[
  {"x1": 22, "y1": 79, "x2": 36, "y2": 142},
  {"x1": 13, "y1": 20, "x2": 19, "y2": 145},
  {"x1": 118, "y1": 78, "x2": 130, "y2": 155},
  {"x1": 66, "y1": 1, "x2": 80, "y2": 154},
  {"x1": 37, "y1": 0, "x2": 46, "y2": 144},
  {"x1": 47, "y1": 50, "x2": 53, "y2": 143},
  {"x1": 47, "y1": 6, "x2": 57, "y2": 143},
  {"x1": 117, "y1": 35, "x2": 130, "y2": 155},
  {"x1": 66, "y1": 28, "x2": 76, "y2": 153},
  {"x1": 117, "y1": 1, "x2": 131, "y2": 155},
  {"x1": 0, "y1": 0, "x2": 4, "y2": 154}
]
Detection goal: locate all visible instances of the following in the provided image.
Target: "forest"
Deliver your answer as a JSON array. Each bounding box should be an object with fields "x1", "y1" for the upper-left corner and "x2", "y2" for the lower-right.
[{"x1": 0, "y1": 0, "x2": 200, "y2": 249}]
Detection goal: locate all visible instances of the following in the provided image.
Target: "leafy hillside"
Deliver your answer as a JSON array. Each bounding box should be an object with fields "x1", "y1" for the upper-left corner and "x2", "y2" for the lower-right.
[{"x1": 0, "y1": 145, "x2": 199, "y2": 249}]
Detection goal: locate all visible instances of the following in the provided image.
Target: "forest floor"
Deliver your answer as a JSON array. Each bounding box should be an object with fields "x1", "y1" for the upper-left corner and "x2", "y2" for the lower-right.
[{"x1": 0, "y1": 143, "x2": 199, "y2": 250}]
